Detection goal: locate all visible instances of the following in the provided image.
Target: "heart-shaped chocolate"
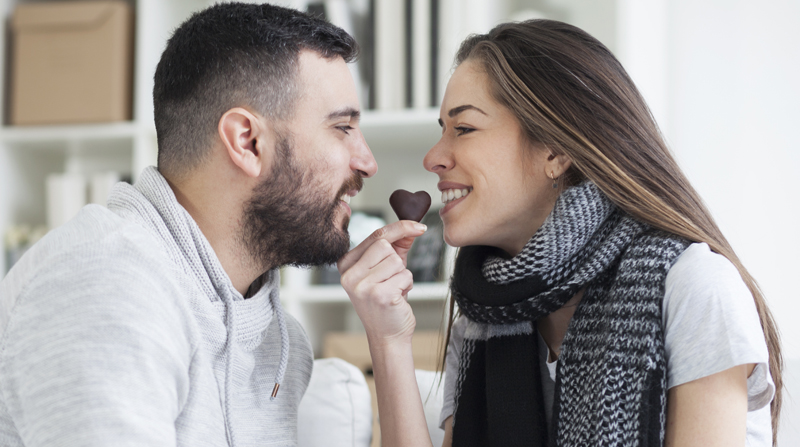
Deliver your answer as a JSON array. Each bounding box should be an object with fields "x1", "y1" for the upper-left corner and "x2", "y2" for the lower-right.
[{"x1": 389, "y1": 189, "x2": 431, "y2": 222}]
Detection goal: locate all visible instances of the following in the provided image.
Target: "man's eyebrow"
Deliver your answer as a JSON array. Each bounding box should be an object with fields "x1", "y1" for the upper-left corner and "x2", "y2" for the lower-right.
[{"x1": 327, "y1": 107, "x2": 361, "y2": 121}]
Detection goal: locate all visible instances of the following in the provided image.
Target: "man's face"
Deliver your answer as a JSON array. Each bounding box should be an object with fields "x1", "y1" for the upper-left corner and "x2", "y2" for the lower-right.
[{"x1": 241, "y1": 51, "x2": 377, "y2": 270}]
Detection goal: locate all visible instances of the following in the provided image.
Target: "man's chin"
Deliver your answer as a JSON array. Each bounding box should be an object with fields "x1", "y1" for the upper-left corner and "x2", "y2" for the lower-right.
[
  {"x1": 295, "y1": 233, "x2": 351, "y2": 267},
  {"x1": 328, "y1": 229, "x2": 351, "y2": 261}
]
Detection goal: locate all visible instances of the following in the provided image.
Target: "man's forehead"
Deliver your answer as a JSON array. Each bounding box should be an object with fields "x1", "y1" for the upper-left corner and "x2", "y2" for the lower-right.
[{"x1": 296, "y1": 50, "x2": 360, "y2": 118}]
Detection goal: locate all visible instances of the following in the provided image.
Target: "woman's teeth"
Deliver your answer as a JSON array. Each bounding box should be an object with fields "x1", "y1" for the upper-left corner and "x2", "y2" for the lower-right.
[
  {"x1": 340, "y1": 194, "x2": 351, "y2": 204},
  {"x1": 441, "y1": 188, "x2": 471, "y2": 204}
]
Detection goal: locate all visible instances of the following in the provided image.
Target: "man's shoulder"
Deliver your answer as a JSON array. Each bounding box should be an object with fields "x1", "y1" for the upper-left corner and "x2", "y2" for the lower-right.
[
  {"x1": 2, "y1": 205, "x2": 183, "y2": 327},
  {"x1": 13, "y1": 204, "x2": 171, "y2": 280},
  {"x1": 284, "y1": 311, "x2": 312, "y2": 348},
  {"x1": 61, "y1": 203, "x2": 164, "y2": 254}
]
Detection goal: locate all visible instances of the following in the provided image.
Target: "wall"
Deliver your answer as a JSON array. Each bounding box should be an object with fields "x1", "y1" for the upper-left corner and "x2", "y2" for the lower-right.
[
  {"x1": 666, "y1": 0, "x2": 799, "y2": 357},
  {"x1": 664, "y1": 0, "x2": 800, "y2": 444}
]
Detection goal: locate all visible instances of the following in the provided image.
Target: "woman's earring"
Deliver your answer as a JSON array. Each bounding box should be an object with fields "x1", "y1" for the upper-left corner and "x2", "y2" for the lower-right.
[{"x1": 551, "y1": 172, "x2": 558, "y2": 189}]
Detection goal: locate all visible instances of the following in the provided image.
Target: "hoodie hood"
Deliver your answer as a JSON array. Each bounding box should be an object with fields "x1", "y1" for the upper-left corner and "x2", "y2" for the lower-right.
[{"x1": 106, "y1": 166, "x2": 291, "y2": 446}]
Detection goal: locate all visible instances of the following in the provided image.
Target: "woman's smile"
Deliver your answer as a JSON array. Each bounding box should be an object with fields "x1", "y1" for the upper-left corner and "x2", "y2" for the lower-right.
[{"x1": 438, "y1": 182, "x2": 473, "y2": 216}]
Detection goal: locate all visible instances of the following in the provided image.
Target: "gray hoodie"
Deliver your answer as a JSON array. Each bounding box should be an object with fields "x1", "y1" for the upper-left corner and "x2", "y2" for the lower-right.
[{"x1": 0, "y1": 166, "x2": 313, "y2": 446}]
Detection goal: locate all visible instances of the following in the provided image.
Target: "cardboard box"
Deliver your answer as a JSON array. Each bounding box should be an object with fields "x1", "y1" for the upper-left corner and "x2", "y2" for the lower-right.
[{"x1": 10, "y1": 1, "x2": 133, "y2": 125}]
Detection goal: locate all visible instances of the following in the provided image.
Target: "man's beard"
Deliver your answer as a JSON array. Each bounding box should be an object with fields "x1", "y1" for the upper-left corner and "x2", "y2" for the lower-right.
[{"x1": 240, "y1": 133, "x2": 362, "y2": 271}]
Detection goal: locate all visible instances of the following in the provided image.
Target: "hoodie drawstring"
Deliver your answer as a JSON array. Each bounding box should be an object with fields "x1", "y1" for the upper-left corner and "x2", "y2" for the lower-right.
[
  {"x1": 222, "y1": 293, "x2": 238, "y2": 446},
  {"x1": 221, "y1": 290, "x2": 291, "y2": 446},
  {"x1": 270, "y1": 292, "x2": 290, "y2": 400}
]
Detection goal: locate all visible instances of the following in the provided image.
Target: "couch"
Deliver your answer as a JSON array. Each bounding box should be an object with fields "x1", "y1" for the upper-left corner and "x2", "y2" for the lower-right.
[
  {"x1": 298, "y1": 357, "x2": 800, "y2": 447},
  {"x1": 297, "y1": 358, "x2": 444, "y2": 447}
]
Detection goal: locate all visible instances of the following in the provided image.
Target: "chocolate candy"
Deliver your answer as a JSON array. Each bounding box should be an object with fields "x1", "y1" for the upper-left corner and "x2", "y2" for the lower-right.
[{"x1": 389, "y1": 189, "x2": 431, "y2": 222}]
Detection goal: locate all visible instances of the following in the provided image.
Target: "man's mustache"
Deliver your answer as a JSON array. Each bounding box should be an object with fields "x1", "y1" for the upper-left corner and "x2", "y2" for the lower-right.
[{"x1": 336, "y1": 173, "x2": 364, "y2": 201}]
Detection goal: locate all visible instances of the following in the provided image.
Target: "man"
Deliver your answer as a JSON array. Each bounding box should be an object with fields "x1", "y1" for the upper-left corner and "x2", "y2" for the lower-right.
[{"x1": 0, "y1": 3, "x2": 422, "y2": 446}]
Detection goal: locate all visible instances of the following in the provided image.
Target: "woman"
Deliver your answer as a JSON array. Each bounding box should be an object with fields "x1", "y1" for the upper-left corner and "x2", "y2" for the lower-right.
[{"x1": 338, "y1": 19, "x2": 781, "y2": 446}]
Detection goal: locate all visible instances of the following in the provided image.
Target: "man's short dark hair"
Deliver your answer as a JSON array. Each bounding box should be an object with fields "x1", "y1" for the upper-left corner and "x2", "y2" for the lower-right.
[{"x1": 153, "y1": 2, "x2": 358, "y2": 178}]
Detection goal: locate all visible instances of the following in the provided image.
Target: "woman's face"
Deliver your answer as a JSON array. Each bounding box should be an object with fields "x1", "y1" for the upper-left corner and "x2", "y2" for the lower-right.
[{"x1": 423, "y1": 59, "x2": 565, "y2": 256}]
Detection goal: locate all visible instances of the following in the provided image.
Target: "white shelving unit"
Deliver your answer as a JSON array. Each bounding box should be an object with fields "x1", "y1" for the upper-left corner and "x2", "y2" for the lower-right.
[
  {"x1": 0, "y1": 0, "x2": 666, "y2": 355},
  {"x1": 0, "y1": 0, "x2": 449, "y2": 357}
]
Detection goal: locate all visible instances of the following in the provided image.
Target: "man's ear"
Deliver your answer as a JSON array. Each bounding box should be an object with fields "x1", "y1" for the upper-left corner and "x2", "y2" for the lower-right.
[
  {"x1": 218, "y1": 108, "x2": 270, "y2": 178},
  {"x1": 545, "y1": 150, "x2": 572, "y2": 179}
]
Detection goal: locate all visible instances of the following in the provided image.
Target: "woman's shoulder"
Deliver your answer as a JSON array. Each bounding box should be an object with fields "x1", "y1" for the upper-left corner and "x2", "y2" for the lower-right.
[
  {"x1": 663, "y1": 242, "x2": 774, "y2": 443},
  {"x1": 662, "y1": 242, "x2": 769, "y2": 388},
  {"x1": 665, "y1": 242, "x2": 743, "y2": 296},
  {"x1": 663, "y1": 242, "x2": 759, "y2": 331}
]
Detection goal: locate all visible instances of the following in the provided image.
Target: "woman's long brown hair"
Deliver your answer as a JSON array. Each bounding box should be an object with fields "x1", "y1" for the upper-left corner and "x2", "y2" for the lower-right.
[{"x1": 438, "y1": 19, "x2": 782, "y2": 443}]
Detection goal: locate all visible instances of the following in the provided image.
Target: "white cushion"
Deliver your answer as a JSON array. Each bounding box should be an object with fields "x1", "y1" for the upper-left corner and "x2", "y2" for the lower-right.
[{"x1": 297, "y1": 358, "x2": 373, "y2": 447}]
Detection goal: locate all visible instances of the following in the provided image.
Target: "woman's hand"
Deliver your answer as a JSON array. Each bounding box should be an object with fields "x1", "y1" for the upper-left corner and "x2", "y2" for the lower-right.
[
  {"x1": 337, "y1": 220, "x2": 434, "y2": 447},
  {"x1": 337, "y1": 220, "x2": 427, "y2": 344}
]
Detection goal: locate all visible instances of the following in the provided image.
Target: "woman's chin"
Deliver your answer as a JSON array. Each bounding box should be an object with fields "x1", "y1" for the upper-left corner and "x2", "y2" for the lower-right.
[{"x1": 443, "y1": 228, "x2": 473, "y2": 249}]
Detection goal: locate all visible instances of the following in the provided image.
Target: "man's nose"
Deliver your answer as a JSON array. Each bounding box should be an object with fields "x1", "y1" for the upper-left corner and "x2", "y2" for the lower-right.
[{"x1": 351, "y1": 131, "x2": 378, "y2": 178}]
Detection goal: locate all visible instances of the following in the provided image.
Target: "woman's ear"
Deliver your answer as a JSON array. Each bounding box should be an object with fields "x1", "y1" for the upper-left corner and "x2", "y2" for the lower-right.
[
  {"x1": 218, "y1": 108, "x2": 270, "y2": 178},
  {"x1": 545, "y1": 151, "x2": 572, "y2": 179}
]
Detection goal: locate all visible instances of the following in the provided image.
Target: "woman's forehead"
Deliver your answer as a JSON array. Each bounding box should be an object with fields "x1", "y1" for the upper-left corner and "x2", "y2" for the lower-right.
[{"x1": 443, "y1": 61, "x2": 495, "y2": 111}]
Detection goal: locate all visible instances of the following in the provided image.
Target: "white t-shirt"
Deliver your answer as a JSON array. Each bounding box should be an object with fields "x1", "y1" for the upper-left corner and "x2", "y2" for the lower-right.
[{"x1": 439, "y1": 243, "x2": 775, "y2": 446}]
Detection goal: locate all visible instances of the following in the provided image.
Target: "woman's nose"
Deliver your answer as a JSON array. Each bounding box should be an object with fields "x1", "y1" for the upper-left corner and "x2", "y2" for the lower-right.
[{"x1": 423, "y1": 138, "x2": 453, "y2": 174}]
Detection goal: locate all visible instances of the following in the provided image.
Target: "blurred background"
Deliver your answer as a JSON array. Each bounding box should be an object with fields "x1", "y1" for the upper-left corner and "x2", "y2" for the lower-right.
[{"x1": 0, "y1": 0, "x2": 797, "y2": 443}]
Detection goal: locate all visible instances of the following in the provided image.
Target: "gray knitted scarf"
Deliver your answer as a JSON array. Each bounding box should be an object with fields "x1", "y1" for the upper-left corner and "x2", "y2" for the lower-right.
[{"x1": 450, "y1": 181, "x2": 690, "y2": 447}]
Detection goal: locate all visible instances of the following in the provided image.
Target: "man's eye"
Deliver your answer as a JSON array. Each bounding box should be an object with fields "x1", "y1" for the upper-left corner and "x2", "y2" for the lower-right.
[
  {"x1": 454, "y1": 126, "x2": 475, "y2": 136},
  {"x1": 337, "y1": 125, "x2": 354, "y2": 135}
]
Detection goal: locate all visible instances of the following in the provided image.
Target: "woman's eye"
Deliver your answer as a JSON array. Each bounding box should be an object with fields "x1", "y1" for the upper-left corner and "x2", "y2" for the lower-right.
[{"x1": 454, "y1": 126, "x2": 475, "y2": 136}]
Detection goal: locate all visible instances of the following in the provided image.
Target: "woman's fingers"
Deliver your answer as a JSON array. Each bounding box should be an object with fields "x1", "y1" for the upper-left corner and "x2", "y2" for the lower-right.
[
  {"x1": 337, "y1": 220, "x2": 426, "y2": 342},
  {"x1": 340, "y1": 239, "x2": 400, "y2": 290},
  {"x1": 339, "y1": 242, "x2": 417, "y2": 340},
  {"x1": 338, "y1": 220, "x2": 426, "y2": 274},
  {"x1": 342, "y1": 254, "x2": 412, "y2": 308},
  {"x1": 369, "y1": 267, "x2": 414, "y2": 304},
  {"x1": 365, "y1": 248, "x2": 407, "y2": 283}
]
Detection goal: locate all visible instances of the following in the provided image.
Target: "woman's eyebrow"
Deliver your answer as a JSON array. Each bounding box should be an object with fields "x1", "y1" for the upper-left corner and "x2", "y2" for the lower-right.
[
  {"x1": 439, "y1": 104, "x2": 489, "y2": 127},
  {"x1": 448, "y1": 104, "x2": 488, "y2": 117}
]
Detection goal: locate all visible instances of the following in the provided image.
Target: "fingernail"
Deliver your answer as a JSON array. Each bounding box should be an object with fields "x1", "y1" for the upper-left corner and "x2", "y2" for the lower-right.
[{"x1": 415, "y1": 223, "x2": 427, "y2": 232}]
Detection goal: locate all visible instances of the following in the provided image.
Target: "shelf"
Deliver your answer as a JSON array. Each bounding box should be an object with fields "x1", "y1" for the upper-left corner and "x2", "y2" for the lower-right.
[
  {"x1": 360, "y1": 108, "x2": 441, "y2": 154},
  {"x1": 361, "y1": 107, "x2": 440, "y2": 127},
  {"x1": 292, "y1": 281, "x2": 449, "y2": 303},
  {"x1": 0, "y1": 0, "x2": 453, "y2": 350},
  {"x1": 0, "y1": 107, "x2": 439, "y2": 151},
  {"x1": 1, "y1": 122, "x2": 140, "y2": 144},
  {"x1": 0, "y1": 108, "x2": 440, "y2": 153}
]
